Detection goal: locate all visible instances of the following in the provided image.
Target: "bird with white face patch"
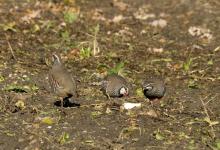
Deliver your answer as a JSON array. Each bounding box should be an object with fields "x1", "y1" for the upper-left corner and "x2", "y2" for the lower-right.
[
  {"x1": 142, "y1": 76, "x2": 166, "y2": 103},
  {"x1": 101, "y1": 74, "x2": 129, "y2": 99}
]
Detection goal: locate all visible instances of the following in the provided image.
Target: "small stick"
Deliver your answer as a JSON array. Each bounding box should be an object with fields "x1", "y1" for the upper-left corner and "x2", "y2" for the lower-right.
[
  {"x1": 4, "y1": 33, "x2": 16, "y2": 60},
  {"x1": 205, "y1": 94, "x2": 217, "y2": 105},
  {"x1": 200, "y1": 96, "x2": 216, "y2": 138}
]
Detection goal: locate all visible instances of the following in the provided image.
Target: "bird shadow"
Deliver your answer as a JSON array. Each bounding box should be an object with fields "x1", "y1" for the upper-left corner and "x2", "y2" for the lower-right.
[{"x1": 54, "y1": 98, "x2": 80, "y2": 108}]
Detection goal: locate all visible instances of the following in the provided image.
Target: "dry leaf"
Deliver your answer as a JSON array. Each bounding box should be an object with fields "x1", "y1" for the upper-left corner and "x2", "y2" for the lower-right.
[
  {"x1": 112, "y1": 0, "x2": 128, "y2": 11},
  {"x1": 21, "y1": 10, "x2": 41, "y2": 23}
]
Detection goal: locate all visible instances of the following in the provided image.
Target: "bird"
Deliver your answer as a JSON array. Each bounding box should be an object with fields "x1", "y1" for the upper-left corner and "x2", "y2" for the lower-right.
[
  {"x1": 48, "y1": 53, "x2": 78, "y2": 108},
  {"x1": 142, "y1": 76, "x2": 166, "y2": 103},
  {"x1": 101, "y1": 73, "x2": 129, "y2": 99}
]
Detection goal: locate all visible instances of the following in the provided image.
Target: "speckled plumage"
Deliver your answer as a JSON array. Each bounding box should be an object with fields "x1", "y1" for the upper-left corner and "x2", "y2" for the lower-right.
[
  {"x1": 142, "y1": 77, "x2": 166, "y2": 100},
  {"x1": 48, "y1": 54, "x2": 77, "y2": 105},
  {"x1": 101, "y1": 74, "x2": 129, "y2": 98}
]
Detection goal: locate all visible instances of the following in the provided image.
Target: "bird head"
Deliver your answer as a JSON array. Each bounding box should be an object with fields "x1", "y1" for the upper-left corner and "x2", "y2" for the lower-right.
[
  {"x1": 119, "y1": 86, "x2": 129, "y2": 96},
  {"x1": 142, "y1": 83, "x2": 153, "y2": 92},
  {"x1": 52, "y1": 53, "x2": 62, "y2": 65}
]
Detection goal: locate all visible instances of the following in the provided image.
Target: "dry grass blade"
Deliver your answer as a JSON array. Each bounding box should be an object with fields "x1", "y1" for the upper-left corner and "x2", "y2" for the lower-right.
[
  {"x1": 4, "y1": 33, "x2": 17, "y2": 60},
  {"x1": 200, "y1": 95, "x2": 217, "y2": 139}
]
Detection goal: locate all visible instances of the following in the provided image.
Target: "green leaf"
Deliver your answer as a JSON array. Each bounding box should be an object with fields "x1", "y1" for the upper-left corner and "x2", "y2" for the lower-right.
[
  {"x1": 155, "y1": 132, "x2": 165, "y2": 140},
  {"x1": 1, "y1": 22, "x2": 17, "y2": 32},
  {"x1": 15, "y1": 100, "x2": 25, "y2": 110},
  {"x1": 5, "y1": 131, "x2": 15, "y2": 137},
  {"x1": 59, "y1": 132, "x2": 70, "y2": 145},
  {"x1": 32, "y1": 24, "x2": 40, "y2": 33},
  {"x1": 108, "y1": 62, "x2": 125, "y2": 75},
  {"x1": 207, "y1": 60, "x2": 213, "y2": 65},
  {"x1": 80, "y1": 47, "x2": 92, "y2": 59},
  {"x1": 0, "y1": 75, "x2": 4, "y2": 82},
  {"x1": 64, "y1": 11, "x2": 77, "y2": 24},
  {"x1": 4, "y1": 84, "x2": 28, "y2": 93},
  {"x1": 91, "y1": 111, "x2": 102, "y2": 118},
  {"x1": 188, "y1": 80, "x2": 199, "y2": 89},
  {"x1": 216, "y1": 140, "x2": 220, "y2": 149},
  {"x1": 136, "y1": 88, "x2": 144, "y2": 97},
  {"x1": 183, "y1": 58, "x2": 193, "y2": 72},
  {"x1": 31, "y1": 85, "x2": 39, "y2": 91},
  {"x1": 61, "y1": 30, "x2": 70, "y2": 42},
  {"x1": 41, "y1": 117, "x2": 54, "y2": 125}
]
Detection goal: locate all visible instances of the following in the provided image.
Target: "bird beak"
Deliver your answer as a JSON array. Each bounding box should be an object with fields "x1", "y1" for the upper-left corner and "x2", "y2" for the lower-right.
[{"x1": 124, "y1": 91, "x2": 129, "y2": 96}]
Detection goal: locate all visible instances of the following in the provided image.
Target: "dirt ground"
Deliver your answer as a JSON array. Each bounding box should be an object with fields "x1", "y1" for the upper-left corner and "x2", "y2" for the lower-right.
[{"x1": 0, "y1": 0, "x2": 220, "y2": 149}]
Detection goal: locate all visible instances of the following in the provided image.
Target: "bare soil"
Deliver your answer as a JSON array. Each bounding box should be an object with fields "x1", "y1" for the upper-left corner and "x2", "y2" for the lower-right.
[{"x1": 0, "y1": 0, "x2": 220, "y2": 149}]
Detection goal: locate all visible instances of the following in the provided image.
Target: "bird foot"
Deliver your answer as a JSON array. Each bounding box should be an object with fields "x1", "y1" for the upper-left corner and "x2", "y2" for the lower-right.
[{"x1": 59, "y1": 108, "x2": 67, "y2": 115}]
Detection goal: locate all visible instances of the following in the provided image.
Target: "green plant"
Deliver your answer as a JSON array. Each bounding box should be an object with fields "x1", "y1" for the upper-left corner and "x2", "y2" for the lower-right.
[
  {"x1": 108, "y1": 62, "x2": 125, "y2": 75},
  {"x1": 4, "y1": 84, "x2": 39, "y2": 93},
  {"x1": 0, "y1": 22, "x2": 17, "y2": 32},
  {"x1": 80, "y1": 47, "x2": 92, "y2": 59},
  {"x1": 0, "y1": 75, "x2": 4, "y2": 82},
  {"x1": 91, "y1": 111, "x2": 102, "y2": 118},
  {"x1": 63, "y1": 10, "x2": 77, "y2": 23},
  {"x1": 4, "y1": 84, "x2": 28, "y2": 93},
  {"x1": 183, "y1": 58, "x2": 193, "y2": 72},
  {"x1": 188, "y1": 80, "x2": 199, "y2": 89},
  {"x1": 207, "y1": 59, "x2": 213, "y2": 65},
  {"x1": 59, "y1": 132, "x2": 70, "y2": 145},
  {"x1": 61, "y1": 30, "x2": 70, "y2": 43},
  {"x1": 77, "y1": 24, "x2": 100, "y2": 56},
  {"x1": 215, "y1": 139, "x2": 220, "y2": 150}
]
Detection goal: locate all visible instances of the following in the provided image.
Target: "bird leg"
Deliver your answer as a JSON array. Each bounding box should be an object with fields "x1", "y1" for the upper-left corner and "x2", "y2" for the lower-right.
[
  {"x1": 105, "y1": 92, "x2": 115, "y2": 107},
  {"x1": 61, "y1": 98, "x2": 63, "y2": 108},
  {"x1": 104, "y1": 89, "x2": 111, "y2": 100},
  {"x1": 106, "y1": 93, "x2": 111, "y2": 100},
  {"x1": 59, "y1": 98, "x2": 67, "y2": 115}
]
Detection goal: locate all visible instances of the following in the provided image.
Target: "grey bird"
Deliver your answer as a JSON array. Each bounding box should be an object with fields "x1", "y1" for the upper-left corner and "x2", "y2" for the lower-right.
[
  {"x1": 142, "y1": 76, "x2": 166, "y2": 102},
  {"x1": 101, "y1": 74, "x2": 129, "y2": 98},
  {"x1": 48, "y1": 53, "x2": 77, "y2": 107}
]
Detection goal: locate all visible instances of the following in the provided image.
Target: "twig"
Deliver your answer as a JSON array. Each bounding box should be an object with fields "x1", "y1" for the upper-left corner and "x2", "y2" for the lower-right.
[
  {"x1": 205, "y1": 94, "x2": 217, "y2": 105},
  {"x1": 93, "y1": 33, "x2": 100, "y2": 56},
  {"x1": 26, "y1": 129, "x2": 66, "y2": 150},
  {"x1": 4, "y1": 33, "x2": 17, "y2": 60},
  {"x1": 200, "y1": 96, "x2": 216, "y2": 138},
  {"x1": 146, "y1": 146, "x2": 168, "y2": 149}
]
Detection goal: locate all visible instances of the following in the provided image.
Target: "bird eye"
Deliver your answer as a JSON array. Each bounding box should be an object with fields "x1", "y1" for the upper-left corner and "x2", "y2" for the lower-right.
[{"x1": 144, "y1": 85, "x2": 153, "y2": 91}]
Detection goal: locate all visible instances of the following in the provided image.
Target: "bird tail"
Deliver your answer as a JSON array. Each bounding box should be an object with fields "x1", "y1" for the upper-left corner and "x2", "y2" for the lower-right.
[{"x1": 63, "y1": 97, "x2": 80, "y2": 107}]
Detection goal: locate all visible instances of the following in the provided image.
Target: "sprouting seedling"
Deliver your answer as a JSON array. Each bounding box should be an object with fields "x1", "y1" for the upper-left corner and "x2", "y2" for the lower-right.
[
  {"x1": 61, "y1": 30, "x2": 70, "y2": 43},
  {"x1": 108, "y1": 62, "x2": 125, "y2": 75},
  {"x1": 63, "y1": 10, "x2": 78, "y2": 24},
  {"x1": 183, "y1": 58, "x2": 193, "y2": 72},
  {"x1": 59, "y1": 132, "x2": 70, "y2": 145},
  {"x1": 77, "y1": 24, "x2": 100, "y2": 57},
  {"x1": 79, "y1": 47, "x2": 92, "y2": 59}
]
